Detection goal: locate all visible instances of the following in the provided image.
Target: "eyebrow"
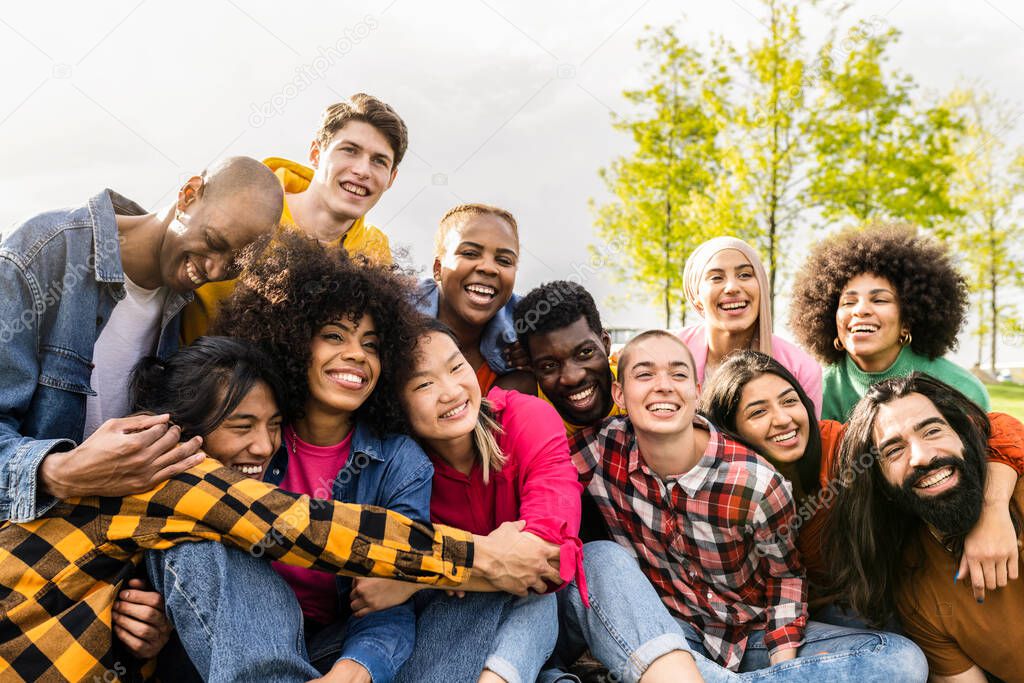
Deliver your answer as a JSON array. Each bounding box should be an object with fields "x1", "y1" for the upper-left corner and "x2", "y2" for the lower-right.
[
  {"x1": 223, "y1": 411, "x2": 282, "y2": 421},
  {"x1": 705, "y1": 264, "x2": 754, "y2": 274},
  {"x1": 408, "y1": 349, "x2": 462, "y2": 380},
  {"x1": 630, "y1": 360, "x2": 690, "y2": 371},
  {"x1": 743, "y1": 386, "x2": 797, "y2": 411},
  {"x1": 456, "y1": 240, "x2": 518, "y2": 257},
  {"x1": 842, "y1": 287, "x2": 894, "y2": 297},
  {"x1": 323, "y1": 321, "x2": 378, "y2": 336},
  {"x1": 876, "y1": 416, "x2": 947, "y2": 451},
  {"x1": 337, "y1": 139, "x2": 393, "y2": 163}
]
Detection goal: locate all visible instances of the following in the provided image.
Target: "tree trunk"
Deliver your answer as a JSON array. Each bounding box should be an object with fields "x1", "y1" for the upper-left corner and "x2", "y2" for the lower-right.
[{"x1": 989, "y1": 220, "x2": 998, "y2": 375}]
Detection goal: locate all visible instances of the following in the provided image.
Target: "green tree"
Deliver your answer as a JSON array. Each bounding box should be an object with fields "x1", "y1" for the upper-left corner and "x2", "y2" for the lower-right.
[
  {"x1": 805, "y1": 20, "x2": 963, "y2": 228},
  {"x1": 729, "y1": 0, "x2": 810, "y2": 322},
  {"x1": 591, "y1": 27, "x2": 745, "y2": 327},
  {"x1": 945, "y1": 87, "x2": 1024, "y2": 374}
]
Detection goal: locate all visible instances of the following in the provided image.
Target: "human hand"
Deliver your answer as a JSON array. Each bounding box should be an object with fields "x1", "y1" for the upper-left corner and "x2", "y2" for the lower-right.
[
  {"x1": 504, "y1": 341, "x2": 530, "y2": 371},
  {"x1": 349, "y1": 578, "x2": 421, "y2": 617},
  {"x1": 306, "y1": 658, "x2": 372, "y2": 683},
  {"x1": 472, "y1": 520, "x2": 561, "y2": 595},
  {"x1": 112, "y1": 578, "x2": 173, "y2": 660},
  {"x1": 959, "y1": 500, "x2": 1020, "y2": 602},
  {"x1": 39, "y1": 414, "x2": 204, "y2": 499}
]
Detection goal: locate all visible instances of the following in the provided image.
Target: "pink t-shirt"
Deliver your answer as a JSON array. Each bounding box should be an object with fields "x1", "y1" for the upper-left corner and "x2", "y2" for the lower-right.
[{"x1": 272, "y1": 424, "x2": 352, "y2": 624}]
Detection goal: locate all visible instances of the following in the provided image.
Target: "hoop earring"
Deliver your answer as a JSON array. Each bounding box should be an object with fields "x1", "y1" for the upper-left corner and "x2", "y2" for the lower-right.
[
  {"x1": 833, "y1": 337, "x2": 844, "y2": 351},
  {"x1": 899, "y1": 331, "x2": 912, "y2": 347}
]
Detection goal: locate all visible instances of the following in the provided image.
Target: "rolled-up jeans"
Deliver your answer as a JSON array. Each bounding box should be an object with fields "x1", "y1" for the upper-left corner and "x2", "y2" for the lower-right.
[{"x1": 557, "y1": 541, "x2": 929, "y2": 683}]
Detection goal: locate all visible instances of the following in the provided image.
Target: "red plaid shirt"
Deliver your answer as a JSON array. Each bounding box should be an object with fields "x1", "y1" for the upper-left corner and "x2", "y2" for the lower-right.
[{"x1": 570, "y1": 415, "x2": 807, "y2": 670}]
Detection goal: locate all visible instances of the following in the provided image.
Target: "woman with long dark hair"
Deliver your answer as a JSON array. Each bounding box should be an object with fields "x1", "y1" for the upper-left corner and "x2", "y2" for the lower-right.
[{"x1": 700, "y1": 350, "x2": 1023, "y2": 613}]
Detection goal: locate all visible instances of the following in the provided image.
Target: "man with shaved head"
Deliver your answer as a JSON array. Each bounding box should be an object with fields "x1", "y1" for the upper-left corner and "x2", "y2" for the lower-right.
[{"x1": 0, "y1": 156, "x2": 283, "y2": 525}]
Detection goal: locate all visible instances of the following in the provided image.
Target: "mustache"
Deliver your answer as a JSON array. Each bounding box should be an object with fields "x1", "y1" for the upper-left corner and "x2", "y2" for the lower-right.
[{"x1": 902, "y1": 456, "x2": 964, "y2": 492}]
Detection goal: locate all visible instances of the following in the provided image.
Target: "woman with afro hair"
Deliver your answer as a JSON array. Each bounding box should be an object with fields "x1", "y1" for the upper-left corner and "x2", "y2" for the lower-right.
[
  {"x1": 789, "y1": 223, "x2": 989, "y2": 422},
  {"x1": 211, "y1": 231, "x2": 435, "y2": 682}
]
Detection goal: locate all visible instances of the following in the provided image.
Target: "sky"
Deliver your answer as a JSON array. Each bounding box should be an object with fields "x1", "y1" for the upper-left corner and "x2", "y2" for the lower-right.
[{"x1": 2, "y1": 0, "x2": 1022, "y2": 367}]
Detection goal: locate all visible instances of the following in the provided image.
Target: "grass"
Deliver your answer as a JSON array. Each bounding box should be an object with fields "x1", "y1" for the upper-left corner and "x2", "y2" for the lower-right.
[{"x1": 987, "y1": 383, "x2": 1024, "y2": 420}]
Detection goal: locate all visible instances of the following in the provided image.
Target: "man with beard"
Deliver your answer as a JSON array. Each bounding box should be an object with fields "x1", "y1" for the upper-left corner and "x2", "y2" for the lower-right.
[{"x1": 824, "y1": 373, "x2": 1024, "y2": 682}]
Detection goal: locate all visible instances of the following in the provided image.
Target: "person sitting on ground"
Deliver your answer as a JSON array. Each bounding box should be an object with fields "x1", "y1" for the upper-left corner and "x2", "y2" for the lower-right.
[
  {"x1": 0, "y1": 336, "x2": 508, "y2": 683},
  {"x1": 0, "y1": 157, "x2": 283, "y2": 525},
  {"x1": 347, "y1": 318, "x2": 584, "y2": 683},
  {"x1": 678, "y1": 236, "x2": 822, "y2": 415},
  {"x1": 699, "y1": 350, "x2": 1022, "y2": 621},
  {"x1": 561, "y1": 331, "x2": 929, "y2": 682},
  {"x1": 823, "y1": 373, "x2": 1024, "y2": 682},
  {"x1": 182, "y1": 94, "x2": 407, "y2": 342},
  {"x1": 789, "y1": 222, "x2": 989, "y2": 422},
  {"x1": 414, "y1": 203, "x2": 535, "y2": 395}
]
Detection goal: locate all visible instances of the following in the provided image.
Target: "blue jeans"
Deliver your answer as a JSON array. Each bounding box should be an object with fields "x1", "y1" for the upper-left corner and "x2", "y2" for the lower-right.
[
  {"x1": 396, "y1": 590, "x2": 559, "y2": 683},
  {"x1": 559, "y1": 542, "x2": 928, "y2": 683},
  {"x1": 147, "y1": 542, "x2": 319, "y2": 683}
]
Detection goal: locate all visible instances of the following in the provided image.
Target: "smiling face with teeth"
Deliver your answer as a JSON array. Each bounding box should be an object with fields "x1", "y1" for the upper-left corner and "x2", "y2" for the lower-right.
[
  {"x1": 613, "y1": 334, "x2": 698, "y2": 437},
  {"x1": 528, "y1": 316, "x2": 615, "y2": 427},
  {"x1": 202, "y1": 381, "x2": 283, "y2": 480},
  {"x1": 308, "y1": 121, "x2": 398, "y2": 225},
  {"x1": 733, "y1": 373, "x2": 811, "y2": 465},
  {"x1": 836, "y1": 273, "x2": 909, "y2": 372},
  {"x1": 695, "y1": 249, "x2": 761, "y2": 336},
  {"x1": 401, "y1": 331, "x2": 482, "y2": 449},
  {"x1": 872, "y1": 392, "x2": 986, "y2": 536},
  {"x1": 434, "y1": 212, "x2": 519, "y2": 330},
  {"x1": 305, "y1": 315, "x2": 381, "y2": 425}
]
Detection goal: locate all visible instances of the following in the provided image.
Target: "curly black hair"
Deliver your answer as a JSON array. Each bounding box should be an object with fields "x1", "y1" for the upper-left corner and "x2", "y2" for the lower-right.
[
  {"x1": 513, "y1": 280, "x2": 604, "y2": 352},
  {"x1": 789, "y1": 223, "x2": 968, "y2": 365},
  {"x1": 211, "y1": 231, "x2": 420, "y2": 436}
]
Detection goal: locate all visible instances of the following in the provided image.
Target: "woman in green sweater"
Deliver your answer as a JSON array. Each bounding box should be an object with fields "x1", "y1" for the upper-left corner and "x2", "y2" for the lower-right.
[{"x1": 789, "y1": 223, "x2": 989, "y2": 422}]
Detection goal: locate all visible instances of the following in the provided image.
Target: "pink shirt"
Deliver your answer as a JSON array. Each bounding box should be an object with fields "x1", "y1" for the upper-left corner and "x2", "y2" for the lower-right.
[
  {"x1": 272, "y1": 424, "x2": 352, "y2": 624},
  {"x1": 677, "y1": 324, "x2": 823, "y2": 417},
  {"x1": 427, "y1": 387, "x2": 587, "y2": 602}
]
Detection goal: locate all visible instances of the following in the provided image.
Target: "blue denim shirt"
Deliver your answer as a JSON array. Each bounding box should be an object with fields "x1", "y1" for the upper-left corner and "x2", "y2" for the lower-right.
[
  {"x1": 265, "y1": 422, "x2": 433, "y2": 683},
  {"x1": 0, "y1": 190, "x2": 187, "y2": 523},
  {"x1": 413, "y1": 278, "x2": 520, "y2": 375}
]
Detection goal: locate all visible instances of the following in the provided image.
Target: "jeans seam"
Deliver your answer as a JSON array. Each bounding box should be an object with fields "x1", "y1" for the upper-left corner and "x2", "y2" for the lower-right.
[
  {"x1": 165, "y1": 560, "x2": 215, "y2": 639},
  {"x1": 586, "y1": 588, "x2": 651, "y2": 680}
]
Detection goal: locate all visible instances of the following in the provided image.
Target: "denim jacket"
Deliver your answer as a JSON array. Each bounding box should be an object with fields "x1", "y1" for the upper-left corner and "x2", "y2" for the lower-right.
[
  {"x1": 265, "y1": 422, "x2": 434, "y2": 683},
  {"x1": 413, "y1": 278, "x2": 520, "y2": 375},
  {"x1": 0, "y1": 190, "x2": 187, "y2": 523}
]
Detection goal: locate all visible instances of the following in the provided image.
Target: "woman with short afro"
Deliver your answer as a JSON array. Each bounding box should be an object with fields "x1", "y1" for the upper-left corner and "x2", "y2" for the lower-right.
[
  {"x1": 789, "y1": 223, "x2": 989, "y2": 422},
  {"x1": 212, "y1": 231, "x2": 433, "y2": 682}
]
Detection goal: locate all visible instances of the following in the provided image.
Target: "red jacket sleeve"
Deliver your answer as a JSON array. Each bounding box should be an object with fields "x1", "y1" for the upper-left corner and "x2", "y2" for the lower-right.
[{"x1": 496, "y1": 389, "x2": 587, "y2": 603}]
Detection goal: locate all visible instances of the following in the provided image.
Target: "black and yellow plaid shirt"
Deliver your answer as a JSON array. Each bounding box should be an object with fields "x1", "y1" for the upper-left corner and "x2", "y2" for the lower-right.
[{"x1": 0, "y1": 458, "x2": 473, "y2": 682}]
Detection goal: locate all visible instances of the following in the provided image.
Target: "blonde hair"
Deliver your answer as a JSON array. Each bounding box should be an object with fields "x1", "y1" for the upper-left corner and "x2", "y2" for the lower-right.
[
  {"x1": 433, "y1": 203, "x2": 519, "y2": 259},
  {"x1": 473, "y1": 399, "x2": 506, "y2": 484},
  {"x1": 682, "y1": 237, "x2": 773, "y2": 357}
]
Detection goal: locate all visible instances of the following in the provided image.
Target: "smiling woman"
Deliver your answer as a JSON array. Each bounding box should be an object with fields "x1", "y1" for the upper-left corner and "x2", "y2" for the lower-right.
[
  {"x1": 414, "y1": 203, "x2": 537, "y2": 396},
  {"x1": 677, "y1": 236, "x2": 823, "y2": 415},
  {"x1": 789, "y1": 223, "x2": 990, "y2": 422},
  {"x1": 210, "y1": 232, "x2": 440, "y2": 680}
]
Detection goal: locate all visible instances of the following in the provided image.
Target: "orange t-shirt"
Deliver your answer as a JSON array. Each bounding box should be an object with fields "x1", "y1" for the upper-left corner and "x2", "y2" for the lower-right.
[
  {"x1": 797, "y1": 413, "x2": 1024, "y2": 599},
  {"x1": 476, "y1": 363, "x2": 498, "y2": 395}
]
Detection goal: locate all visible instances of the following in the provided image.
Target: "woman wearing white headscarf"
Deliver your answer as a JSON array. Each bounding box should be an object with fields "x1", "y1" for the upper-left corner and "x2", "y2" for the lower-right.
[{"x1": 678, "y1": 236, "x2": 823, "y2": 416}]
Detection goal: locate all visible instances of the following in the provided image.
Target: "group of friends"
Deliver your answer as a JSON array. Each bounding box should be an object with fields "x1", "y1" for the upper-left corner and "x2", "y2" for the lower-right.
[{"x1": 0, "y1": 93, "x2": 1021, "y2": 683}]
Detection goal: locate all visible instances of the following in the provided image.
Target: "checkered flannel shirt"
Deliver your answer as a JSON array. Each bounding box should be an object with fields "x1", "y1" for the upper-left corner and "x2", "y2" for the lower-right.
[
  {"x1": 0, "y1": 458, "x2": 473, "y2": 682},
  {"x1": 570, "y1": 415, "x2": 807, "y2": 670}
]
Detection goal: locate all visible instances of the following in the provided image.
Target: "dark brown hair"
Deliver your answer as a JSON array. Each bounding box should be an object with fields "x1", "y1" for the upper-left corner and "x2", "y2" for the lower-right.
[{"x1": 316, "y1": 93, "x2": 409, "y2": 169}]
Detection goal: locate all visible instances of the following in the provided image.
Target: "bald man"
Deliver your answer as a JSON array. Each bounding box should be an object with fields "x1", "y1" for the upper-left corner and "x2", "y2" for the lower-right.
[{"x1": 0, "y1": 157, "x2": 283, "y2": 523}]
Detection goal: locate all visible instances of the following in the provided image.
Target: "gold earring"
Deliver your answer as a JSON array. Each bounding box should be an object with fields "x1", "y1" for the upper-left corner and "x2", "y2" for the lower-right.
[
  {"x1": 899, "y1": 331, "x2": 912, "y2": 347},
  {"x1": 833, "y1": 337, "x2": 844, "y2": 351}
]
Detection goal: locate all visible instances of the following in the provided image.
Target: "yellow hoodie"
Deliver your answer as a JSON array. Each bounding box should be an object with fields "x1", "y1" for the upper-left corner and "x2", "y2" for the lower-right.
[{"x1": 180, "y1": 157, "x2": 393, "y2": 344}]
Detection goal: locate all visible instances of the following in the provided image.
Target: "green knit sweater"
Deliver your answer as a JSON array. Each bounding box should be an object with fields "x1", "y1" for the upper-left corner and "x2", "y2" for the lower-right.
[{"x1": 822, "y1": 347, "x2": 991, "y2": 422}]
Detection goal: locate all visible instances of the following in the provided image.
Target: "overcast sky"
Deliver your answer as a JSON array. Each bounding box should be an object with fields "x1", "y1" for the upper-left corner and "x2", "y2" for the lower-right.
[{"x1": 2, "y1": 0, "x2": 1022, "y2": 366}]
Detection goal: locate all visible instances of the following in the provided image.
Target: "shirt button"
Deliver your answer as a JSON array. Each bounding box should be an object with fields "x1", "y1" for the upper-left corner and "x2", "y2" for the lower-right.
[{"x1": 272, "y1": 468, "x2": 280, "y2": 476}]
